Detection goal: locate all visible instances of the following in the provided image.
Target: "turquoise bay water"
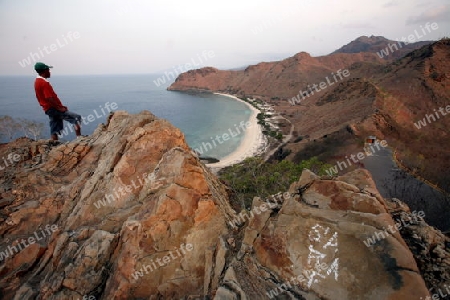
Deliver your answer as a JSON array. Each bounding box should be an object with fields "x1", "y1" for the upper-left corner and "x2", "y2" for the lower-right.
[{"x1": 0, "y1": 74, "x2": 252, "y2": 159}]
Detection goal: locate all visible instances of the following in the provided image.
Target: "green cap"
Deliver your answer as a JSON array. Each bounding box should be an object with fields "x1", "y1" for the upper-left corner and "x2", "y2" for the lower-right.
[{"x1": 34, "y1": 62, "x2": 53, "y2": 71}]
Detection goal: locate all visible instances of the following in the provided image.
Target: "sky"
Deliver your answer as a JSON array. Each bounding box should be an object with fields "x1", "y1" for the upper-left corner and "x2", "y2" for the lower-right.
[{"x1": 0, "y1": 0, "x2": 449, "y2": 75}]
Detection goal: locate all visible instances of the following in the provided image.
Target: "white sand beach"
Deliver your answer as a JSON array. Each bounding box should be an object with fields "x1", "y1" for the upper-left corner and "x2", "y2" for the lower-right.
[{"x1": 206, "y1": 93, "x2": 267, "y2": 170}]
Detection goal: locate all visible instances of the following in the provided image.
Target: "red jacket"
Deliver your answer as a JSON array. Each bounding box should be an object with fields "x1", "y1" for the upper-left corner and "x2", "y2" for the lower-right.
[{"x1": 34, "y1": 77, "x2": 67, "y2": 112}]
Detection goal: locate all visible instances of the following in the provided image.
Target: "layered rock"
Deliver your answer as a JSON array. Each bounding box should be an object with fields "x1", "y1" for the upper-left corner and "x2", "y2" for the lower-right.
[
  {"x1": 0, "y1": 111, "x2": 236, "y2": 299},
  {"x1": 218, "y1": 169, "x2": 435, "y2": 299},
  {"x1": 0, "y1": 111, "x2": 446, "y2": 299}
]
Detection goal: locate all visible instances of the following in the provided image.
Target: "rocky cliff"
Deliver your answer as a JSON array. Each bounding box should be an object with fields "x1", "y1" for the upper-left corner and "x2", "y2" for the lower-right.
[{"x1": 0, "y1": 111, "x2": 448, "y2": 299}]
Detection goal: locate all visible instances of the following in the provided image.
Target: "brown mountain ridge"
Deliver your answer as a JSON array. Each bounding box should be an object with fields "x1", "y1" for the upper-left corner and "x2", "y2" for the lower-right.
[
  {"x1": 168, "y1": 37, "x2": 450, "y2": 195},
  {"x1": 331, "y1": 35, "x2": 433, "y2": 60}
]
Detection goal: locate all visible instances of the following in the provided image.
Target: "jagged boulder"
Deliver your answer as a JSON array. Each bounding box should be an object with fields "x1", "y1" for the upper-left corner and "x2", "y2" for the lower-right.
[
  {"x1": 218, "y1": 169, "x2": 431, "y2": 299},
  {"x1": 0, "y1": 111, "x2": 236, "y2": 299}
]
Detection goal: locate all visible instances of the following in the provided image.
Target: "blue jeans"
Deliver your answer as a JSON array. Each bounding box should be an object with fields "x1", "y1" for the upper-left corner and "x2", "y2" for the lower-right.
[{"x1": 45, "y1": 108, "x2": 81, "y2": 135}]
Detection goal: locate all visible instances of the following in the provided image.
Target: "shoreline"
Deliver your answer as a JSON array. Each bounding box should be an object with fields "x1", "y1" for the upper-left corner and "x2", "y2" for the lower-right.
[{"x1": 206, "y1": 93, "x2": 267, "y2": 170}]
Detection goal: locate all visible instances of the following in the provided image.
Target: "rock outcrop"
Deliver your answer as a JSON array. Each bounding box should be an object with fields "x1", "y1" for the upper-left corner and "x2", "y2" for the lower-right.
[
  {"x1": 0, "y1": 111, "x2": 236, "y2": 299},
  {"x1": 0, "y1": 111, "x2": 447, "y2": 299},
  {"x1": 217, "y1": 169, "x2": 437, "y2": 299}
]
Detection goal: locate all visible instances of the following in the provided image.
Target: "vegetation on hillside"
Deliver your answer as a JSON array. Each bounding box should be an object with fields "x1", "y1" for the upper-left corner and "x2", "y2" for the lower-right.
[
  {"x1": 239, "y1": 97, "x2": 283, "y2": 141},
  {"x1": 292, "y1": 127, "x2": 360, "y2": 164},
  {"x1": 219, "y1": 156, "x2": 332, "y2": 210},
  {"x1": 0, "y1": 116, "x2": 44, "y2": 141}
]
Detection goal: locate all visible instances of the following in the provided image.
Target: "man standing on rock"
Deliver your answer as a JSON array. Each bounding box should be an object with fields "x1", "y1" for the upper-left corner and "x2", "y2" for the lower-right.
[{"x1": 34, "y1": 62, "x2": 82, "y2": 140}]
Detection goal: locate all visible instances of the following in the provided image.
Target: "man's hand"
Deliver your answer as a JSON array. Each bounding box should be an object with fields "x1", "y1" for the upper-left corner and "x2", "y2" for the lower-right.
[{"x1": 45, "y1": 97, "x2": 67, "y2": 112}]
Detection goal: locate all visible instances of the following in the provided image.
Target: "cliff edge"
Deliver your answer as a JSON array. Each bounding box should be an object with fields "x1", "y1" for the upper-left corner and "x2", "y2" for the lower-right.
[{"x1": 0, "y1": 111, "x2": 448, "y2": 299}]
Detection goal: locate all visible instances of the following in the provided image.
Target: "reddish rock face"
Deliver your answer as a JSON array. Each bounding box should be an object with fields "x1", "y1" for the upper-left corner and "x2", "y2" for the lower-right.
[
  {"x1": 0, "y1": 111, "x2": 236, "y2": 299},
  {"x1": 0, "y1": 111, "x2": 445, "y2": 299},
  {"x1": 228, "y1": 169, "x2": 432, "y2": 299}
]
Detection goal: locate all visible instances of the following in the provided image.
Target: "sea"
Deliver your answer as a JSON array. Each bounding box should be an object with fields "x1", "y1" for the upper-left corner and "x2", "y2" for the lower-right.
[{"x1": 0, "y1": 74, "x2": 253, "y2": 160}]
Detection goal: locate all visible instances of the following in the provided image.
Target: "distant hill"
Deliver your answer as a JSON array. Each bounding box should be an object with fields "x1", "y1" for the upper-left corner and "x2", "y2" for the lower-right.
[
  {"x1": 168, "y1": 51, "x2": 384, "y2": 99},
  {"x1": 168, "y1": 37, "x2": 450, "y2": 191},
  {"x1": 331, "y1": 35, "x2": 433, "y2": 60}
]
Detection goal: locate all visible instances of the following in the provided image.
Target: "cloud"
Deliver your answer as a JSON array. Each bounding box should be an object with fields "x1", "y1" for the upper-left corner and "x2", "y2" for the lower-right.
[
  {"x1": 383, "y1": 0, "x2": 400, "y2": 8},
  {"x1": 406, "y1": 5, "x2": 450, "y2": 25},
  {"x1": 341, "y1": 22, "x2": 375, "y2": 29},
  {"x1": 415, "y1": 1, "x2": 432, "y2": 8}
]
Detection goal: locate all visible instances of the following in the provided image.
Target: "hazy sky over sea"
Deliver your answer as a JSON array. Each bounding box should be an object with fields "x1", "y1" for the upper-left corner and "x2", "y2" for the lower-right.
[{"x1": 1, "y1": 0, "x2": 449, "y2": 75}]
